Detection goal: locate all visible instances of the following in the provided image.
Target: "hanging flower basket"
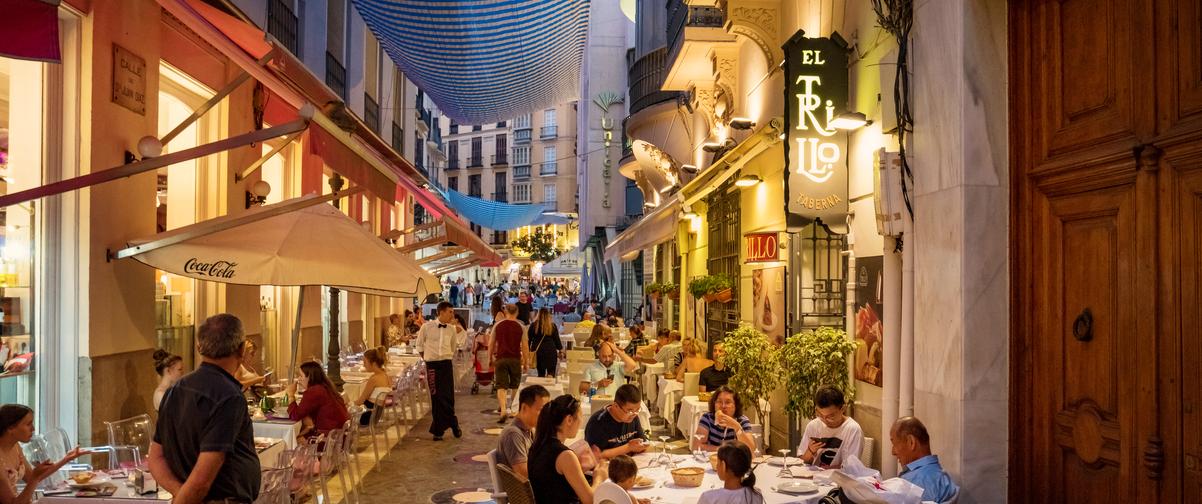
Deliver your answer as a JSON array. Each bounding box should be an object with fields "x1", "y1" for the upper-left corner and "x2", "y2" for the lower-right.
[
  {"x1": 649, "y1": 291, "x2": 662, "y2": 302},
  {"x1": 714, "y1": 287, "x2": 733, "y2": 303},
  {"x1": 668, "y1": 288, "x2": 680, "y2": 301}
]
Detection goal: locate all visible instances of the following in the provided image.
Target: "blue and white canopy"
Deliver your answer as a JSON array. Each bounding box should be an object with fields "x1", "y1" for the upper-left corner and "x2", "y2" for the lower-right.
[
  {"x1": 444, "y1": 189, "x2": 553, "y2": 230},
  {"x1": 352, "y1": 0, "x2": 590, "y2": 124}
]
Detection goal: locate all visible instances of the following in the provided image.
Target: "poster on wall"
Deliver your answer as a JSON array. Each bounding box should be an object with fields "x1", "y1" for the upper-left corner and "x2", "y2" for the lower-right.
[
  {"x1": 752, "y1": 267, "x2": 786, "y2": 345},
  {"x1": 854, "y1": 256, "x2": 884, "y2": 386}
]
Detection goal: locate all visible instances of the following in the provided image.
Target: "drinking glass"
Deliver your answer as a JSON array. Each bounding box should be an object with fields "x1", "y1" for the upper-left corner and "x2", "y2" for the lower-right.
[
  {"x1": 692, "y1": 433, "x2": 707, "y2": 462},
  {"x1": 778, "y1": 448, "x2": 792, "y2": 478}
]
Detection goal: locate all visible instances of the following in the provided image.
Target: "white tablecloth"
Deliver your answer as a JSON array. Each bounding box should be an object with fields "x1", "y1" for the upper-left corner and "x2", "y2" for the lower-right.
[
  {"x1": 657, "y1": 377, "x2": 685, "y2": 429},
  {"x1": 257, "y1": 439, "x2": 285, "y2": 467},
  {"x1": 642, "y1": 362, "x2": 664, "y2": 406},
  {"x1": 40, "y1": 485, "x2": 172, "y2": 503},
  {"x1": 253, "y1": 420, "x2": 302, "y2": 449},
  {"x1": 560, "y1": 334, "x2": 575, "y2": 349},
  {"x1": 677, "y1": 396, "x2": 709, "y2": 441},
  {"x1": 627, "y1": 453, "x2": 835, "y2": 504},
  {"x1": 510, "y1": 380, "x2": 565, "y2": 410},
  {"x1": 342, "y1": 377, "x2": 368, "y2": 402}
]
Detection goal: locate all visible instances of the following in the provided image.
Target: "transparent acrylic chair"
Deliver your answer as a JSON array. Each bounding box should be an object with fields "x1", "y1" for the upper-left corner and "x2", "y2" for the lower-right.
[{"x1": 103, "y1": 414, "x2": 153, "y2": 470}]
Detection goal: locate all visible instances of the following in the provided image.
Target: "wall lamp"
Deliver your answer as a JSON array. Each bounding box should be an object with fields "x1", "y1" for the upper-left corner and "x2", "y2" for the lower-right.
[
  {"x1": 245, "y1": 180, "x2": 271, "y2": 208},
  {"x1": 734, "y1": 174, "x2": 763, "y2": 188},
  {"x1": 701, "y1": 138, "x2": 736, "y2": 153},
  {"x1": 729, "y1": 117, "x2": 756, "y2": 130},
  {"x1": 831, "y1": 112, "x2": 872, "y2": 131},
  {"x1": 680, "y1": 164, "x2": 699, "y2": 174}
]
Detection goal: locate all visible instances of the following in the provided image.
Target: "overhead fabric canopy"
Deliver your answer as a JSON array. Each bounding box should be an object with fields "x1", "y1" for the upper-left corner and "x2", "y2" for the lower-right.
[
  {"x1": 445, "y1": 189, "x2": 551, "y2": 230},
  {"x1": 604, "y1": 194, "x2": 681, "y2": 261},
  {"x1": 351, "y1": 0, "x2": 590, "y2": 124},
  {"x1": 121, "y1": 195, "x2": 439, "y2": 298}
]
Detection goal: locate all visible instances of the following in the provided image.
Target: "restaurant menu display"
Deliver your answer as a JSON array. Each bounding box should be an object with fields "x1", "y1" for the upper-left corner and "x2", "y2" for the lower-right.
[{"x1": 854, "y1": 256, "x2": 884, "y2": 386}]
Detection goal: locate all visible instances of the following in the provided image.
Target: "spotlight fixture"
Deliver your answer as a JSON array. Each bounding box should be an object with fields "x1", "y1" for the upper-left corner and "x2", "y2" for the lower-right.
[
  {"x1": 701, "y1": 142, "x2": 723, "y2": 153},
  {"x1": 734, "y1": 174, "x2": 763, "y2": 188},
  {"x1": 729, "y1": 117, "x2": 755, "y2": 130},
  {"x1": 681, "y1": 211, "x2": 699, "y2": 220},
  {"x1": 680, "y1": 164, "x2": 699, "y2": 174},
  {"x1": 245, "y1": 180, "x2": 271, "y2": 208},
  {"x1": 831, "y1": 111, "x2": 872, "y2": 131}
]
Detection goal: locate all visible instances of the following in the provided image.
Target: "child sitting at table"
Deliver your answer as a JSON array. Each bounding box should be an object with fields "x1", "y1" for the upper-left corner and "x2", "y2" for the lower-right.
[
  {"x1": 606, "y1": 455, "x2": 650, "y2": 504},
  {"x1": 698, "y1": 441, "x2": 764, "y2": 504}
]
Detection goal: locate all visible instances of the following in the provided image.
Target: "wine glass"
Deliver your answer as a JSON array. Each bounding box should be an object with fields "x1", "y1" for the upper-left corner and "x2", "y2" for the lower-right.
[
  {"x1": 777, "y1": 448, "x2": 792, "y2": 478},
  {"x1": 657, "y1": 435, "x2": 672, "y2": 467},
  {"x1": 692, "y1": 433, "x2": 707, "y2": 462}
]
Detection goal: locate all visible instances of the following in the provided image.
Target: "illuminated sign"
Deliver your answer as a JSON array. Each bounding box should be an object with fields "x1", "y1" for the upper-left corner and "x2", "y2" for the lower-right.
[
  {"x1": 745, "y1": 233, "x2": 781, "y2": 263},
  {"x1": 783, "y1": 31, "x2": 849, "y2": 233}
]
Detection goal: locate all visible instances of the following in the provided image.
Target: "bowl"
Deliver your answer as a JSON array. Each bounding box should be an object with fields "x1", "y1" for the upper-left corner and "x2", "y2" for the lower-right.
[
  {"x1": 698, "y1": 391, "x2": 712, "y2": 402},
  {"x1": 709, "y1": 454, "x2": 719, "y2": 471},
  {"x1": 670, "y1": 467, "x2": 705, "y2": 487}
]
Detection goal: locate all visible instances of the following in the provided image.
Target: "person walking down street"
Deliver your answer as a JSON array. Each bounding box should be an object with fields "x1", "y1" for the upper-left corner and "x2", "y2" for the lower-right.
[
  {"x1": 492, "y1": 304, "x2": 527, "y2": 423},
  {"x1": 516, "y1": 292, "x2": 534, "y2": 325},
  {"x1": 449, "y1": 281, "x2": 461, "y2": 307},
  {"x1": 149, "y1": 313, "x2": 260, "y2": 504},
  {"x1": 415, "y1": 302, "x2": 468, "y2": 440},
  {"x1": 529, "y1": 308, "x2": 564, "y2": 377}
]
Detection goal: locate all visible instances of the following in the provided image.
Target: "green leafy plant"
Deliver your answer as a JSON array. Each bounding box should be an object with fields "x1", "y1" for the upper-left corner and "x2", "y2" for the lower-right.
[
  {"x1": 645, "y1": 282, "x2": 665, "y2": 294},
  {"x1": 688, "y1": 275, "x2": 734, "y2": 299},
  {"x1": 777, "y1": 326, "x2": 858, "y2": 416},
  {"x1": 722, "y1": 324, "x2": 780, "y2": 422},
  {"x1": 510, "y1": 227, "x2": 561, "y2": 262}
]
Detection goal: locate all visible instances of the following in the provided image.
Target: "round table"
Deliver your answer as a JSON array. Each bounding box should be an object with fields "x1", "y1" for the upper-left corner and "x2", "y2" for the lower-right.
[
  {"x1": 627, "y1": 453, "x2": 836, "y2": 504},
  {"x1": 642, "y1": 362, "x2": 664, "y2": 407},
  {"x1": 677, "y1": 395, "x2": 709, "y2": 441},
  {"x1": 656, "y1": 377, "x2": 685, "y2": 429}
]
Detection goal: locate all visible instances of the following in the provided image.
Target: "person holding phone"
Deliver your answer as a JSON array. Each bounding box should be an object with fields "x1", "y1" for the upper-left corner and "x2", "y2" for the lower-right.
[
  {"x1": 584, "y1": 384, "x2": 648, "y2": 459},
  {"x1": 798, "y1": 386, "x2": 863, "y2": 469}
]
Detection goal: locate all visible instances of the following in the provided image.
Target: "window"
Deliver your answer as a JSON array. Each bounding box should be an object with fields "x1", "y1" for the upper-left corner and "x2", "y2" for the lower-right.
[
  {"x1": 706, "y1": 181, "x2": 741, "y2": 342},
  {"x1": 364, "y1": 32, "x2": 380, "y2": 100},
  {"x1": 493, "y1": 134, "x2": 507, "y2": 164},
  {"x1": 541, "y1": 146, "x2": 557, "y2": 175},
  {"x1": 468, "y1": 175, "x2": 482, "y2": 197},
  {"x1": 326, "y1": 0, "x2": 347, "y2": 61},
  {"x1": 543, "y1": 108, "x2": 556, "y2": 127},
  {"x1": 514, "y1": 113, "x2": 531, "y2": 129},
  {"x1": 514, "y1": 183, "x2": 532, "y2": 203},
  {"x1": 266, "y1": 0, "x2": 299, "y2": 56},
  {"x1": 493, "y1": 173, "x2": 507, "y2": 201},
  {"x1": 448, "y1": 176, "x2": 458, "y2": 192},
  {"x1": 413, "y1": 130, "x2": 424, "y2": 170},
  {"x1": 543, "y1": 184, "x2": 557, "y2": 205},
  {"x1": 447, "y1": 141, "x2": 459, "y2": 169},
  {"x1": 513, "y1": 146, "x2": 531, "y2": 165},
  {"x1": 470, "y1": 137, "x2": 482, "y2": 166},
  {"x1": 497, "y1": 121, "x2": 507, "y2": 128},
  {"x1": 472, "y1": 124, "x2": 481, "y2": 132}
]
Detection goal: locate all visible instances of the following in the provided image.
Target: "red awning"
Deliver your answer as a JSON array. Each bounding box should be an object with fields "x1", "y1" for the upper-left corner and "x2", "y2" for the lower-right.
[{"x1": 0, "y1": 0, "x2": 60, "y2": 62}]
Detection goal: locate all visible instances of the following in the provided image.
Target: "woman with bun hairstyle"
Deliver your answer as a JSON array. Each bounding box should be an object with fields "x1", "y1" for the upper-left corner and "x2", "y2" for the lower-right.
[
  {"x1": 698, "y1": 440, "x2": 763, "y2": 504},
  {"x1": 354, "y1": 347, "x2": 393, "y2": 426},
  {"x1": 0, "y1": 404, "x2": 90, "y2": 504},
  {"x1": 152, "y1": 349, "x2": 184, "y2": 411}
]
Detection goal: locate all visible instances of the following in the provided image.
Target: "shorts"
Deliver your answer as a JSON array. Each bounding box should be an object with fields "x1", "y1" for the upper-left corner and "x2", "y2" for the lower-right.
[{"x1": 494, "y1": 358, "x2": 522, "y2": 389}]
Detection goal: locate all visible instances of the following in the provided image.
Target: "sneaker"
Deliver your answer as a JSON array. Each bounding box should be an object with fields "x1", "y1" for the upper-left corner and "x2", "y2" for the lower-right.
[{"x1": 452, "y1": 426, "x2": 463, "y2": 438}]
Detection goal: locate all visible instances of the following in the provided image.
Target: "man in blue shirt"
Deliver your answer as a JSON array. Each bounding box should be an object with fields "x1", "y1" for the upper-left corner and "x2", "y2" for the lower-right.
[{"x1": 890, "y1": 417, "x2": 959, "y2": 503}]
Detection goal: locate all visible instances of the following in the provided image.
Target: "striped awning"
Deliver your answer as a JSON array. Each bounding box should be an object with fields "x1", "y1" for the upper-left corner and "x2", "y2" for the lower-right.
[
  {"x1": 444, "y1": 189, "x2": 549, "y2": 230},
  {"x1": 352, "y1": 0, "x2": 590, "y2": 124}
]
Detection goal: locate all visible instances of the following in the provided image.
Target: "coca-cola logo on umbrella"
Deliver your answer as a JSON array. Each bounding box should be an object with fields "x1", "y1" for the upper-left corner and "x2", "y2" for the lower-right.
[{"x1": 183, "y1": 258, "x2": 238, "y2": 279}]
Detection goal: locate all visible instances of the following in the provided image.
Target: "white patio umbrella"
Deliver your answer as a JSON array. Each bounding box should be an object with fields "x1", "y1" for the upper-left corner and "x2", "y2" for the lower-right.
[{"x1": 117, "y1": 193, "x2": 439, "y2": 378}]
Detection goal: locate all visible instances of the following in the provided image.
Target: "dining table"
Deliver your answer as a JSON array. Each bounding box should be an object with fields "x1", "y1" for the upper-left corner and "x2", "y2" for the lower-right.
[
  {"x1": 642, "y1": 362, "x2": 664, "y2": 407},
  {"x1": 626, "y1": 452, "x2": 837, "y2": 504},
  {"x1": 676, "y1": 395, "x2": 710, "y2": 441},
  {"x1": 656, "y1": 377, "x2": 685, "y2": 430},
  {"x1": 38, "y1": 484, "x2": 172, "y2": 504},
  {"x1": 253, "y1": 418, "x2": 302, "y2": 449},
  {"x1": 256, "y1": 438, "x2": 285, "y2": 467}
]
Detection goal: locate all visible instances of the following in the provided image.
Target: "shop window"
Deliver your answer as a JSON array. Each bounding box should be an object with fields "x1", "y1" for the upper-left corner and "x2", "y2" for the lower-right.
[
  {"x1": 620, "y1": 252, "x2": 643, "y2": 321},
  {"x1": 706, "y1": 181, "x2": 740, "y2": 342},
  {"x1": 788, "y1": 223, "x2": 846, "y2": 330}
]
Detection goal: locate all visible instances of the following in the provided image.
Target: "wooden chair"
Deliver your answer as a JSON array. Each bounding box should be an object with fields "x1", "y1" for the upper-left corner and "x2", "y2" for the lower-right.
[{"x1": 495, "y1": 463, "x2": 536, "y2": 504}]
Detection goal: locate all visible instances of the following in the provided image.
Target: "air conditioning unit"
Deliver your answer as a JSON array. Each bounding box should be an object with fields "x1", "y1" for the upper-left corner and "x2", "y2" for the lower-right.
[{"x1": 874, "y1": 149, "x2": 905, "y2": 237}]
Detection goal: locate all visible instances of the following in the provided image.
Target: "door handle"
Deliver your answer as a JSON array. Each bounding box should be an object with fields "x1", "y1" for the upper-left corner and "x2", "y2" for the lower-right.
[{"x1": 1143, "y1": 435, "x2": 1164, "y2": 480}]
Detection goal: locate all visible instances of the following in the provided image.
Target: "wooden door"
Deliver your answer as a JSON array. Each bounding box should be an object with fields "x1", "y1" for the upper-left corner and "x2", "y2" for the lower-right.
[{"x1": 1012, "y1": 0, "x2": 1202, "y2": 501}]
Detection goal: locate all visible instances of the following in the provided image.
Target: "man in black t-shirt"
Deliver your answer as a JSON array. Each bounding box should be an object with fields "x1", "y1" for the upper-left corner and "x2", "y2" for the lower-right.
[
  {"x1": 584, "y1": 384, "x2": 649, "y2": 459},
  {"x1": 515, "y1": 291, "x2": 533, "y2": 324},
  {"x1": 699, "y1": 342, "x2": 733, "y2": 391}
]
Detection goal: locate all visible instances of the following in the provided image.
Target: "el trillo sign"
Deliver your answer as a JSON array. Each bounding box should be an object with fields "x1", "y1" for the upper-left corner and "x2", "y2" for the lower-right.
[{"x1": 783, "y1": 31, "x2": 849, "y2": 233}]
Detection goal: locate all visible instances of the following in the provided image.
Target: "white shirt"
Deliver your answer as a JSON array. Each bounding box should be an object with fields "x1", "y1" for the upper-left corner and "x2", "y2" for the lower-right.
[
  {"x1": 698, "y1": 487, "x2": 765, "y2": 504},
  {"x1": 798, "y1": 416, "x2": 864, "y2": 469},
  {"x1": 415, "y1": 320, "x2": 467, "y2": 361},
  {"x1": 583, "y1": 360, "x2": 626, "y2": 396}
]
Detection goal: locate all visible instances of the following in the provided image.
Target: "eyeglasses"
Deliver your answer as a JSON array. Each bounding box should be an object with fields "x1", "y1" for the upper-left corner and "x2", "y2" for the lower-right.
[{"x1": 611, "y1": 403, "x2": 640, "y2": 417}]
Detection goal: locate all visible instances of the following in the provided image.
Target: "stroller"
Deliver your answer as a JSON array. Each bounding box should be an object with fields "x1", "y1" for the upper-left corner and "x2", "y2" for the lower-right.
[{"x1": 470, "y1": 327, "x2": 494, "y2": 395}]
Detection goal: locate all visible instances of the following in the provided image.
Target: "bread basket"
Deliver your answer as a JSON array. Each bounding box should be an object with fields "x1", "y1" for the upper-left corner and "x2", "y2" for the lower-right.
[{"x1": 670, "y1": 467, "x2": 705, "y2": 487}]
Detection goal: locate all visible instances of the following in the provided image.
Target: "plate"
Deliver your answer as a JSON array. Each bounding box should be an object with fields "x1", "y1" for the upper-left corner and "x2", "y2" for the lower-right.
[
  {"x1": 766, "y1": 456, "x2": 803, "y2": 466},
  {"x1": 67, "y1": 473, "x2": 111, "y2": 488},
  {"x1": 632, "y1": 477, "x2": 655, "y2": 489},
  {"x1": 776, "y1": 481, "x2": 818, "y2": 494}
]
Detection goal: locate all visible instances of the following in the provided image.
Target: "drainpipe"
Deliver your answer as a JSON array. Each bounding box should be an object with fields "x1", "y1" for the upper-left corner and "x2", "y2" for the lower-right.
[
  {"x1": 900, "y1": 222, "x2": 915, "y2": 418},
  {"x1": 881, "y1": 236, "x2": 903, "y2": 477}
]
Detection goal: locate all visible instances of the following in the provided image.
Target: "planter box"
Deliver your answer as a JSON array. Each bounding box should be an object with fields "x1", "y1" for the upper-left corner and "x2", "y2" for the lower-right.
[{"x1": 714, "y1": 288, "x2": 733, "y2": 303}]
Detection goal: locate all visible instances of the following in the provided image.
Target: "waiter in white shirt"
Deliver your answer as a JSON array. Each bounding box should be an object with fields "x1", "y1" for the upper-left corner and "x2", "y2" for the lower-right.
[{"x1": 415, "y1": 301, "x2": 467, "y2": 440}]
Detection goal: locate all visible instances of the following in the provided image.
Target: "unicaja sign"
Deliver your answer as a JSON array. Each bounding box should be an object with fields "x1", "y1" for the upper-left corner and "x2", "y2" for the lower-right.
[
  {"x1": 783, "y1": 30, "x2": 850, "y2": 234},
  {"x1": 183, "y1": 258, "x2": 238, "y2": 279}
]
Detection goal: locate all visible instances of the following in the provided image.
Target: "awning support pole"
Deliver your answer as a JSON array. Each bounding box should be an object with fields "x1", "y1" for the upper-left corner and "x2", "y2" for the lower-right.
[
  {"x1": 434, "y1": 258, "x2": 482, "y2": 276},
  {"x1": 111, "y1": 185, "x2": 366, "y2": 260},
  {"x1": 381, "y1": 220, "x2": 443, "y2": 241},
  {"x1": 417, "y1": 247, "x2": 469, "y2": 265},
  {"x1": 235, "y1": 129, "x2": 303, "y2": 181},
  {"x1": 288, "y1": 286, "x2": 306, "y2": 384},
  {"x1": 0, "y1": 118, "x2": 310, "y2": 209},
  {"x1": 160, "y1": 50, "x2": 276, "y2": 146},
  {"x1": 397, "y1": 234, "x2": 449, "y2": 254}
]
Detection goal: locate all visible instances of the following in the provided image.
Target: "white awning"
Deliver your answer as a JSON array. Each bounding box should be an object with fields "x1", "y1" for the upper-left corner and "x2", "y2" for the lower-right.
[{"x1": 604, "y1": 194, "x2": 682, "y2": 262}]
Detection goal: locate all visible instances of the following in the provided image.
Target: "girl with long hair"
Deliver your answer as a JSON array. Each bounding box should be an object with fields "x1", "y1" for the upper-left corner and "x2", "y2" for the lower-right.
[
  {"x1": 527, "y1": 308, "x2": 563, "y2": 377},
  {"x1": 583, "y1": 323, "x2": 613, "y2": 353},
  {"x1": 0, "y1": 405, "x2": 89, "y2": 504},
  {"x1": 528, "y1": 395, "x2": 609, "y2": 504},
  {"x1": 287, "y1": 361, "x2": 350, "y2": 441},
  {"x1": 698, "y1": 440, "x2": 763, "y2": 504},
  {"x1": 152, "y1": 349, "x2": 184, "y2": 411},
  {"x1": 674, "y1": 337, "x2": 714, "y2": 380}
]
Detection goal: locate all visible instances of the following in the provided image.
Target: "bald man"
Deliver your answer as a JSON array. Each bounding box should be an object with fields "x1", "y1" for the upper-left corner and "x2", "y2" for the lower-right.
[{"x1": 890, "y1": 417, "x2": 959, "y2": 502}]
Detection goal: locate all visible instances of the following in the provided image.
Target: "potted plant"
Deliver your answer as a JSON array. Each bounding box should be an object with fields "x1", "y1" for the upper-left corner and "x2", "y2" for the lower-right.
[
  {"x1": 663, "y1": 282, "x2": 680, "y2": 301},
  {"x1": 776, "y1": 326, "x2": 858, "y2": 417},
  {"x1": 722, "y1": 324, "x2": 780, "y2": 424},
  {"x1": 689, "y1": 275, "x2": 735, "y2": 303},
  {"x1": 645, "y1": 282, "x2": 664, "y2": 301}
]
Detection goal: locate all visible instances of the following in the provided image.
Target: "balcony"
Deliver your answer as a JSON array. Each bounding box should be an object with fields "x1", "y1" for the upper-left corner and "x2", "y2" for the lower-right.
[
  {"x1": 325, "y1": 53, "x2": 347, "y2": 100},
  {"x1": 540, "y1": 125, "x2": 558, "y2": 139},
  {"x1": 364, "y1": 94, "x2": 380, "y2": 134},
  {"x1": 492, "y1": 191, "x2": 508, "y2": 203},
  {"x1": 662, "y1": 0, "x2": 734, "y2": 91},
  {"x1": 266, "y1": 0, "x2": 299, "y2": 56},
  {"x1": 514, "y1": 129, "x2": 532, "y2": 144},
  {"x1": 467, "y1": 155, "x2": 484, "y2": 168},
  {"x1": 491, "y1": 154, "x2": 508, "y2": 166},
  {"x1": 513, "y1": 166, "x2": 531, "y2": 179},
  {"x1": 628, "y1": 47, "x2": 683, "y2": 115},
  {"x1": 540, "y1": 163, "x2": 558, "y2": 176}
]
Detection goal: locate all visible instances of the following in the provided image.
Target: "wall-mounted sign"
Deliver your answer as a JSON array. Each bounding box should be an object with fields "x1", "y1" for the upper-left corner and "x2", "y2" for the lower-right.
[
  {"x1": 783, "y1": 31, "x2": 849, "y2": 233},
  {"x1": 745, "y1": 232, "x2": 781, "y2": 263},
  {"x1": 112, "y1": 44, "x2": 146, "y2": 115}
]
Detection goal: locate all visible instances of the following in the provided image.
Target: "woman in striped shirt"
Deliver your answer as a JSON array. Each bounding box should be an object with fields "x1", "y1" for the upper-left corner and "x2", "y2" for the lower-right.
[{"x1": 691, "y1": 386, "x2": 757, "y2": 452}]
